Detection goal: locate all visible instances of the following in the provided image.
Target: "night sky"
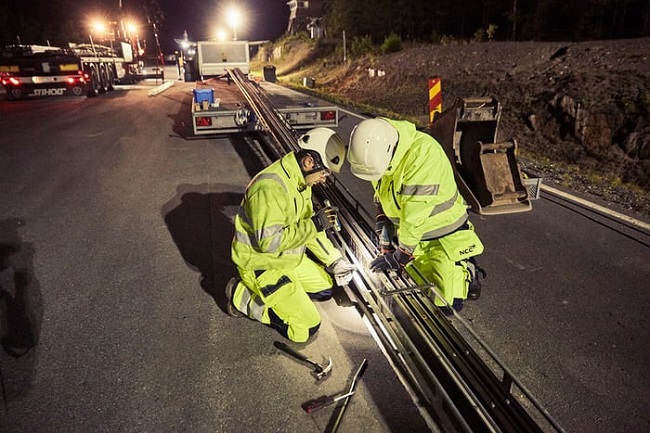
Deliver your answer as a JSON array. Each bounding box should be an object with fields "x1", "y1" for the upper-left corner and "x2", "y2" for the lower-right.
[
  {"x1": 4, "y1": 0, "x2": 290, "y2": 54},
  {"x1": 154, "y1": 0, "x2": 290, "y2": 51}
]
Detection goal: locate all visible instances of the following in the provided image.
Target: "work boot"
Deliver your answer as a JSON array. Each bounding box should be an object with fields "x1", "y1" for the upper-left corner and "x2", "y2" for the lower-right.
[
  {"x1": 225, "y1": 277, "x2": 243, "y2": 318},
  {"x1": 466, "y1": 257, "x2": 487, "y2": 301},
  {"x1": 468, "y1": 279, "x2": 482, "y2": 301}
]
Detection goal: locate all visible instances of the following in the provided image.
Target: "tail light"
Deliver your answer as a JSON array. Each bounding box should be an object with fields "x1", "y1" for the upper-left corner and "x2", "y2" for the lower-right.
[
  {"x1": 0, "y1": 72, "x2": 19, "y2": 86},
  {"x1": 320, "y1": 110, "x2": 336, "y2": 121},
  {"x1": 66, "y1": 75, "x2": 86, "y2": 84},
  {"x1": 196, "y1": 117, "x2": 212, "y2": 127},
  {"x1": 2, "y1": 77, "x2": 21, "y2": 86}
]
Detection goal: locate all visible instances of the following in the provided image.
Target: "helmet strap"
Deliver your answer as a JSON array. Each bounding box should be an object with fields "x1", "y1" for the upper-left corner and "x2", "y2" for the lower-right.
[{"x1": 297, "y1": 149, "x2": 326, "y2": 176}]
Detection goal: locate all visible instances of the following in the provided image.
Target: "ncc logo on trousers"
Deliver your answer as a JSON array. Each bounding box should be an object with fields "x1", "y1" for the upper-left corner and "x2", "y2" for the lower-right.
[{"x1": 458, "y1": 244, "x2": 476, "y2": 256}]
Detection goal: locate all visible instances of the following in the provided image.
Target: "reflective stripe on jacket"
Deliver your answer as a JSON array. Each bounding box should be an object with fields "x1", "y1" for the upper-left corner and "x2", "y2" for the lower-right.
[
  {"x1": 373, "y1": 118, "x2": 469, "y2": 253},
  {"x1": 231, "y1": 152, "x2": 341, "y2": 271}
]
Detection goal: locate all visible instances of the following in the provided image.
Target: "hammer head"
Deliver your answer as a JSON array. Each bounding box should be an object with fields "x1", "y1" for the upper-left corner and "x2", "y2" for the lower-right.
[{"x1": 313, "y1": 357, "x2": 333, "y2": 380}]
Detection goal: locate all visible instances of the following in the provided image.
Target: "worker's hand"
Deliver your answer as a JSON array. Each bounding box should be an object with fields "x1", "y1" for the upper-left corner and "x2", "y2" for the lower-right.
[
  {"x1": 370, "y1": 248, "x2": 413, "y2": 272},
  {"x1": 327, "y1": 258, "x2": 356, "y2": 286},
  {"x1": 312, "y1": 206, "x2": 339, "y2": 232}
]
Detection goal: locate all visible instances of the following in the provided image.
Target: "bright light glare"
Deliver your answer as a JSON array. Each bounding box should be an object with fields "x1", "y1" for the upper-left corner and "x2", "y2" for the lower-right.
[
  {"x1": 226, "y1": 6, "x2": 243, "y2": 40},
  {"x1": 227, "y1": 8, "x2": 241, "y2": 27},
  {"x1": 92, "y1": 21, "x2": 106, "y2": 34},
  {"x1": 216, "y1": 29, "x2": 228, "y2": 41},
  {"x1": 125, "y1": 21, "x2": 139, "y2": 36}
]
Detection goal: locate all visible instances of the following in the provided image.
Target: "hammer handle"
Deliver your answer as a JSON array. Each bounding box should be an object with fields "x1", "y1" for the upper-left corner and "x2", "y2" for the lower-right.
[
  {"x1": 302, "y1": 392, "x2": 353, "y2": 413},
  {"x1": 274, "y1": 341, "x2": 311, "y2": 364},
  {"x1": 325, "y1": 359, "x2": 368, "y2": 433},
  {"x1": 302, "y1": 395, "x2": 335, "y2": 413}
]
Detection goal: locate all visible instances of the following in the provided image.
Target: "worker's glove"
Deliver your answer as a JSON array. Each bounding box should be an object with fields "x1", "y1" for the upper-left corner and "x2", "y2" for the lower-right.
[
  {"x1": 375, "y1": 213, "x2": 395, "y2": 254},
  {"x1": 369, "y1": 248, "x2": 413, "y2": 273},
  {"x1": 312, "y1": 205, "x2": 339, "y2": 232},
  {"x1": 327, "y1": 258, "x2": 356, "y2": 286}
]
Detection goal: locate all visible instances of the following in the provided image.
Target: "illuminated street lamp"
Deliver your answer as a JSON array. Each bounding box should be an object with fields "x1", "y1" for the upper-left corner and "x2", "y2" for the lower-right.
[
  {"x1": 124, "y1": 21, "x2": 139, "y2": 38},
  {"x1": 215, "y1": 29, "x2": 228, "y2": 41},
  {"x1": 89, "y1": 20, "x2": 112, "y2": 54},
  {"x1": 90, "y1": 19, "x2": 120, "y2": 43},
  {"x1": 91, "y1": 20, "x2": 108, "y2": 37},
  {"x1": 227, "y1": 7, "x2": 240, "y2": 40}
]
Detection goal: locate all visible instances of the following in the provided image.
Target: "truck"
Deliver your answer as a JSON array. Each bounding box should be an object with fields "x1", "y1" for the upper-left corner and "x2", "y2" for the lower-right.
[
  {"x1": 0, "y1": 12, "x2": 167, "y2": 102},
  {"x1": 189, "y1": 40, "x2": 340, "y2": 135},
  {"x1": 0, "y1": 40, "x2": 144, "y2": 100}
]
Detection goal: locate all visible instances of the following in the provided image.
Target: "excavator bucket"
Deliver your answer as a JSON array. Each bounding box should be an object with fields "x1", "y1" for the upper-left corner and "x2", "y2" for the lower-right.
[{"x1": 430, "y1": 97, "x2": 540, "y2": 215}]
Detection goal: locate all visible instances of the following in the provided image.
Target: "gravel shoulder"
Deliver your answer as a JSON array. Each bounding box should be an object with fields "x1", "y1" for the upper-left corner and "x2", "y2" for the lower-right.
[{"x1": 257, "y1": 37, "x2": 650, "y2": 219}]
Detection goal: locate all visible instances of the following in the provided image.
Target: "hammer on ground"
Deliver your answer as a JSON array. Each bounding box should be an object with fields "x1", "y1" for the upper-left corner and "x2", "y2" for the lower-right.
[{"x1": 274, "y1": 341, "x2": 333, "y2": 380}]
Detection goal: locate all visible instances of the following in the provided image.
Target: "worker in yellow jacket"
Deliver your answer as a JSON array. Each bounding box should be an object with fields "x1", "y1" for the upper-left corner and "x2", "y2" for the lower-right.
[
  {"x1": 347, "y1": 118, "x2": 485, "y2": 313},
  {"x1": 226, "y1": 128, "x2": 355, "y2": 342}
]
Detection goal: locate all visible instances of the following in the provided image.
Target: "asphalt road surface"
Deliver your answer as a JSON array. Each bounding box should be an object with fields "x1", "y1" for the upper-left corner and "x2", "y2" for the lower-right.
[
  {"x1": 0, "y1": 75, "x2": 649, "y2": 433},
  {"x1": 0, "y1": 78, "x2": 429, "y2": 433}
]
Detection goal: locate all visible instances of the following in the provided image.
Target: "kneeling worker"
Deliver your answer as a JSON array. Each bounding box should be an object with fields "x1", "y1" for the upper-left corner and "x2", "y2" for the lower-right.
[
  {"x1": 226, "y1": 128, "x2": 355, "y2": 342},
  {"x1": 347, "y1": 118, "x2": 485, "y2": 312}
]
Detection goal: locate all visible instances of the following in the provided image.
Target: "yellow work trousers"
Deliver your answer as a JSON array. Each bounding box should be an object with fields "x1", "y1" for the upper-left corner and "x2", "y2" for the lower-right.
[
  {"x1": 232, "y1": 257, "x2": 333, "y2": 343},
  {"x1": 407, "y1": 226, "x2": 483, "y2": 308}
]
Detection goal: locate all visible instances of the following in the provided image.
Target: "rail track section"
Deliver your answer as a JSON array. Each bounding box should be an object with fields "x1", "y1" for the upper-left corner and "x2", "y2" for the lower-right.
[{"x1": 228, "y1": 68, "x2": 566, "y2": 433}]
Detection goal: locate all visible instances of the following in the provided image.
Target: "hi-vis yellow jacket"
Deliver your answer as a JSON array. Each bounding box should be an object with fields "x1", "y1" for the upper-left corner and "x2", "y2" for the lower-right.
[
  {"x1": 231, "y1": 152, "x2": 342, "y2": 271},
  {"x1": 374, "y1": 118, "x2": 469, "y2": 254}
]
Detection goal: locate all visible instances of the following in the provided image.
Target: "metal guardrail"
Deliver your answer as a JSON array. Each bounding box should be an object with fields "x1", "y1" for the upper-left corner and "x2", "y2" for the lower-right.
[{"x1": 227, "y1": 68, "x2": 566, "y2": 433}]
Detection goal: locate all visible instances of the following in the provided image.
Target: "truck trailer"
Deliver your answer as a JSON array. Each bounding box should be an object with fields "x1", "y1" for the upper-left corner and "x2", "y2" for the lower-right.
[
  {"x1": 191, "y1": 75, "x2": 339, "y2": 135},
  {"x1": 0, "y1": 40, "x2": 152, "y2": 100}
]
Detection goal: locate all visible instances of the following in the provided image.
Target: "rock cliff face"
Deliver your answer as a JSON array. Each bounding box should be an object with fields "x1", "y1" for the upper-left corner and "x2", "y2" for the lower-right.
[{"x1": 264, "y1": 37, "x2": 650, "y2": 216}]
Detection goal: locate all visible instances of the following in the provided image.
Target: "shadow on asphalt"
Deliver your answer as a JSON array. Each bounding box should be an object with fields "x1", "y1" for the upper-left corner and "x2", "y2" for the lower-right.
[
  {"x1": 0, "y1": 218, "x2": 43, "y2": 409},
  {"x1": 161, "y1": 132, "x2": 266, "y2": 317},
  {"x1": 163, "y1": 89, "x2": 195, "y2": 140},
  {"x1": 162, "y1": 186, "x2": 244, "y2": 314}
]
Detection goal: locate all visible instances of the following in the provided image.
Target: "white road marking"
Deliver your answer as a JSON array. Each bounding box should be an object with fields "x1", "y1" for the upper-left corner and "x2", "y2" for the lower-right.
[{"x1": 542, "y1": 184, "x2": 650, "y2": 231}]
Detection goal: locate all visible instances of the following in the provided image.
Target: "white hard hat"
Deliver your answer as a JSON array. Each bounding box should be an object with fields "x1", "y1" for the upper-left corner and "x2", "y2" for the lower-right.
[
  {"x1": 347, "y1": 118, "x2": 398, "y2": 181},
  {"x1": 297, "y1": 127, "x2": 346, "y2": 173}
]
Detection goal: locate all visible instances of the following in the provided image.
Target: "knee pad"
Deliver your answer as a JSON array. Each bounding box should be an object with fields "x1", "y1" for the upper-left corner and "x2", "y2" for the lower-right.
[
  {"x1": 440, "y1": 298, "x2": 465, "y2": 316},
  {"x1": 308, "y1": 322, "x2": 321, "y2": 338},
  {"x1": 308, "y1": 288, "x2": 333, "y2": 301}
]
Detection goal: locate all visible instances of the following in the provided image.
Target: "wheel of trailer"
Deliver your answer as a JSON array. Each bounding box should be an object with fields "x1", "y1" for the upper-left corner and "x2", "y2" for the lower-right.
[
  {"x1": 98, "y1": 66, "x2": 108, "y2": 94},
  {"x1": 87, "y1": 69, "x2": 99, "y2": 97},
  {"x1": 106, "y1": 67, "x2": 115, "y2": 91}
]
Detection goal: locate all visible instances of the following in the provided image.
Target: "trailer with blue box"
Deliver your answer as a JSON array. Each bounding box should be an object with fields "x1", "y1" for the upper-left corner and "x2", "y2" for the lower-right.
[
  {"x1": 193, "y1": 88, "x2": 214, "y2": 105},
  {"x1": 191, "y1": 69, "x2": 339, "y2": 136}
]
